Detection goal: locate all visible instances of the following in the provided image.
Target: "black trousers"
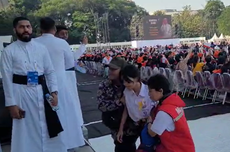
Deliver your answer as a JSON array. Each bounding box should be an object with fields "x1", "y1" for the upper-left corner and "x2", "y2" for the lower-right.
[
  {"x1": 114, "y1": 135, "x2": 139, "y2": 152},
  {"x1": 137, "y1": 63, "x2": 142, "y2": 69}
]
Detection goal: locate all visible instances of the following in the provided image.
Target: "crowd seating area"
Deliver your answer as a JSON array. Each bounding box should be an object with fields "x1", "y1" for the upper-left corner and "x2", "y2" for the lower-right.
[{"x1": 79, "y1": 61, "x2": 230, "y2": 105}]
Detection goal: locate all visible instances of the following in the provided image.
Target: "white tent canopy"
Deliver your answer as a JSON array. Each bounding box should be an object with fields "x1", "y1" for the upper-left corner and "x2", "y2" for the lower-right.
[
  {"x1": 208, "y1": 33, "x2": 218, "y2": 42},
  {"x1": 219, "y1": 33, "x2": 225, "y2": 39},
  {"x1": 211, "y1": 33, "x2": 218, "y2": 40}
]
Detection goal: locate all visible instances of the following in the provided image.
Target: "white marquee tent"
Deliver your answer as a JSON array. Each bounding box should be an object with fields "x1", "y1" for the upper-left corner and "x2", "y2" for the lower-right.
[
  {"x1": 210, "y1": 33, "x2": 218, "y2": 41},
  {"x1": 219, "y1": 33, "x2": 225, "y2": 39},
  {"x1": 208, "y1": 33, "x2": 219, "y2": 42}
]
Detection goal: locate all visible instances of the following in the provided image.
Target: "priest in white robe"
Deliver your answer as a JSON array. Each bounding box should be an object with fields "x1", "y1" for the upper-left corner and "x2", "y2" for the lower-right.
[
  {"x1": 55, "y1": 25, "x2": 86, "y2": 127},
  {"x1": 1, "y1": 17, "x2": 66, "y2": 152},
  {"x1": 35, "y1": 17, "x2": 85, "y2": 151}
]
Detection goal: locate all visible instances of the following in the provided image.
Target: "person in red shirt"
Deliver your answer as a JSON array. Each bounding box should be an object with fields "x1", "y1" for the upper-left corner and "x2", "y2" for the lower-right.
[{"x1": 146, "y1": 74, "x2": 195, "y2": 152}]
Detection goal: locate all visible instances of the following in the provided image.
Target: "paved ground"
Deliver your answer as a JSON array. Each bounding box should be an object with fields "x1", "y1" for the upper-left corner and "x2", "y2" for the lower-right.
[
  {"x1": 76, "y1": 72, "x2": 230, "y2": 138},
  {"x1": 1, "y1": 144, "x2": 95, "y2": 152}
]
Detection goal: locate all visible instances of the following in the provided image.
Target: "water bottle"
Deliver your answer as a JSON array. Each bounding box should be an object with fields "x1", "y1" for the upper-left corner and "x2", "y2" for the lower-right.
[{"x1": 45, "y1": 94, "x2": 59, "y2": 111}]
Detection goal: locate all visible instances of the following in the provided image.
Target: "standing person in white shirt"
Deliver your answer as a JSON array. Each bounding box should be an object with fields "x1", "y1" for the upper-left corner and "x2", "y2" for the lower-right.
[
  {"x1": 55, "y1": 25, "x2": 87, "y2": 127},
  {"x1": 1, "y1": 17, "x2": 65, "y2": 152},
  {"x1": 35, "y1": 17, "x2": 85, "y2": 151},
  {"x1": 117, "y1": 64, "x2": 154, "y2": 145},
  {"x1": 102, "y1": 52, "x2": 112, "y2": 78}
]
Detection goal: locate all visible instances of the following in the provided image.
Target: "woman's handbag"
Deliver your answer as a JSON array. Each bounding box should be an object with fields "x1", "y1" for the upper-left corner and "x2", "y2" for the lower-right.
[{"x1": 102, "y1": 106, "x2": 124, "y2": 130}]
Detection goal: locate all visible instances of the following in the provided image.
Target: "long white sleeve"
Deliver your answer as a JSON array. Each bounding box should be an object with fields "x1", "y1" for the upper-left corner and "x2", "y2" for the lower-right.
[
  {"x1": 43, "y1": 47, "x2": 58, "y2": 93},
  {"x1": 63, "y1": 42, "x2": 75, "y2": 69},
  {"x1": 0, "y1": 48, "x2": 16, "y2": 107},
  {"x1": 73, "y1": 44, "x2": 86, "y2": 61}
]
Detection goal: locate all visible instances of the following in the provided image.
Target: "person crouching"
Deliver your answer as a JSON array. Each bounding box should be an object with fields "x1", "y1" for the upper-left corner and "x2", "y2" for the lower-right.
[{"x1": 146, "y1": 74, "x2": 195, "y2": 152}]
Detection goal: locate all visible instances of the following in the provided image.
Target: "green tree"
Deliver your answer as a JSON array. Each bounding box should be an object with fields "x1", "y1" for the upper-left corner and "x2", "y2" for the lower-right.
[
  {"x1": 0, "y1": 0, "x2": 148, "y2": 44},
  {"x1": 203, "y1": 0, "x2": 225, "y2": 36},
  {"x1": 217, "y1": 6, "x2": 230, "y2": 35},
  {"x1": 0, "y1": 10, "x2": 14, "y2": 36},
  {"x1": 8, "y1": 0, "x2": 41, "y2": 16},
  {"x1": 173, "y1": 6, "x2": 204, "y2": 38},
  {"x1": 153, "y1": 10, "x2": 166, "y2": 16}
]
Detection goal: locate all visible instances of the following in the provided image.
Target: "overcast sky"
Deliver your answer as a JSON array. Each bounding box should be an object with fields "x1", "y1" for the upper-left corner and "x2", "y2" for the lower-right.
[{"x1": 133, "y1": 0, "x2": 230, "y2": 12}]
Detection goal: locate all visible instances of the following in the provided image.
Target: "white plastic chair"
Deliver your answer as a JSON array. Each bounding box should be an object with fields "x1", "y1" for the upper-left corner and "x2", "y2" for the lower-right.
[
  {"x1": 185, "y1": 70, "x2": 197, "y2": 98},
  {"x1": 165, "y1": 68, "x2": 172, "y2": 79},
  {"x1": 173, "y1": 70, "x2": 185, "y2": 94},
  {"x1": 145, "y1": 66, "x2": 154, "y2": 80},
  {"x1": 195, "y1": 71, "x2": 206, "y2": 99},
  {"x1": 212, "y1": 73, "x2": 224, "y2": 103},
  {"x1": 140, "y1": 66, "x2": 146, "y2": 81},
  {"x1": 203, "y1": 71, "x2": 215, "y2": 101},
  {"x1": 159, "y1": 67, "x2": 166, "y2": 78},
  {"x1": 222, "y1": 73, "x2": 230, "y2": 104},
  {"x1": 152, "y1": 67, "x2": 159, "y2": 75}
]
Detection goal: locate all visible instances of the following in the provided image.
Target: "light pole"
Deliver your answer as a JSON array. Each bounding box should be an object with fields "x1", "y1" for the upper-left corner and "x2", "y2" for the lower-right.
[
  {"x1": 93, "y1": 12, "x2": 101, "y2": 49},
  {"x1": 105, "y1": 12, "x2": 110, "y2": 47}
]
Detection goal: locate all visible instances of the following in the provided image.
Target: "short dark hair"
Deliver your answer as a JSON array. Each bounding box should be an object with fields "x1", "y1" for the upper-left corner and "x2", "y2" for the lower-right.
[
  {"x1": 122, "y1": 64, "x2": 140, "y2": 83},
  {"x1": 13, "y1": 17, "x2": 29, "y2": 28},
  {"x1": 40, "y1": 17, "x2": 55, "y2": 32},
  {"x1": 147, "y1": 74, "x2": 171, "y2": 95},
  {"x1": 56, "y1": 25, "x2": 68, "y2": 33}
]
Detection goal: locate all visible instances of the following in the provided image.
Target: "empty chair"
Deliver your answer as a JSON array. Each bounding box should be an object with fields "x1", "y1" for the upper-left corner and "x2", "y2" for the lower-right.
[
  {"x1": 195, "y1": 71, "x2": 206, "y2": 99},
  {"x1": 203, "y1": 71, "x2": 215, "y2": 101},
  {"x1": 165, "y1": 68, "x2": 172, "y2": 79},
  {"x1": 145, "y1": 66, "x2": 154, "y2": 80},
  {"x1": 152, "y1": 67, "x2": 159, "y2": 75},
  {"x1": 173, "y1": 70, "x2": 185, "y2": 94},
  {"x1": 84, "y1": 61, "x2": 91, "y2": 73},
  {"x1": 185, "y1": 70, "x2": 197, "y2": 98},
  {"x1": 222, "y1": 73, "x2": 230, "y2": 104},
  {"x1": 91, "y1": 62, "x2": 98, "y2": 75},
  {"x1": 212, "y1": 73, "x2": 224, "y2": 102},
  {"x1": 96, "y1": 62, "x2": 104, "y2": 76},
  {"x1": 140, "y1": 66, "x2": 146, "y2": 81},
  {"x1": 182, "y1": 71, "x2": 191, "y2": 98},
  {"x1": 165, "y1": 68, "x2": 174, "y2": 91},
  {"x1": 159, "y1": 68, "x2": 166, "y2": 77}
]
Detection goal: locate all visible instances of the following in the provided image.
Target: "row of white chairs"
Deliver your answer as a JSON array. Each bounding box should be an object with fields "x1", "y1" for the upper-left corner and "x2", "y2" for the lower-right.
[
  {"x1": 140, "y1": 66, "x2": 230, "y2": 105},
  {"x1": 83, "y1": 61, "x2": 104, "y2": 76}
]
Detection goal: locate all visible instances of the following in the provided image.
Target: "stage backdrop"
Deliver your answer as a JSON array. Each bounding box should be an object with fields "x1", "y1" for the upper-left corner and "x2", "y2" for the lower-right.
[{"x1": 143, "y1": 15, "x2": 173, "y2": 40}]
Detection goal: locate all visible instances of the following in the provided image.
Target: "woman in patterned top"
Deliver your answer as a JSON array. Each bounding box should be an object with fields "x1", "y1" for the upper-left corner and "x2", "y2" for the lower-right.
[{"x1": 97, "y1": 57, "x2": 140, "y2": 152}]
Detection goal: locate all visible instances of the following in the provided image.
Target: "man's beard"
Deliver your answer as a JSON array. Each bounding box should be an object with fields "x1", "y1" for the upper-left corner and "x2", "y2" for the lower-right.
[{"x1": 16, "y1": 31, "x2": 32, "y2": 42}]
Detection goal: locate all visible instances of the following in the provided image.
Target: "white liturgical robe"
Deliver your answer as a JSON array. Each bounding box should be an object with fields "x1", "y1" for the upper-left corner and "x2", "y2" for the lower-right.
[
  {"x1": 0, "y1": 40, "x2": 66, "y2": 152},
  {"x1": 65, "y1": 44, "x2": 86, "y2": 127},
  {"x1": 35, "y1": 34, "x2": 85, "y2": 149}
]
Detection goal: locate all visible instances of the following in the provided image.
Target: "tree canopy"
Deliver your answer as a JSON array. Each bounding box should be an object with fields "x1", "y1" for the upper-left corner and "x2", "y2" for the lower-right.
[
  {"x1": 0, "y1": 0, "x2": 230, "y2": 43},
  {"x1": 0, "y1": 0, "x2": 148, "y2": 44},
  {"x1": 217, "y1": 6, "x2": 230, "y2": 35},
  {"x1": 172, "y1": 6, "x2": 205, "y2": 38}
]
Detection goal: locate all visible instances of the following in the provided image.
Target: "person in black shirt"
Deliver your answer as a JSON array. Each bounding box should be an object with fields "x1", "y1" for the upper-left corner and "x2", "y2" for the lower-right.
[{"x1": 202, "y1": 56, "x2": 215, "y2": 73}]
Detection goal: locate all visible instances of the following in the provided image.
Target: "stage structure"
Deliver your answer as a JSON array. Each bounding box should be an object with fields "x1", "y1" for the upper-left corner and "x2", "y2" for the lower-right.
[
  {"x1": 130, "y1": 14, "x2": 144, "y2": 40},
  {"x1": 93, "y1": 12, "x2": 110, "y2": 48},
  {"x1": 143, "y1": 15, "x2": 173, "y2": 40}
]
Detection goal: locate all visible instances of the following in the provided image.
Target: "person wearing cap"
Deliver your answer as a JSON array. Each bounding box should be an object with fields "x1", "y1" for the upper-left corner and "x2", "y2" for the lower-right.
[{"x1": 97, "y1": 57, "x2": 141, "y2": 152}]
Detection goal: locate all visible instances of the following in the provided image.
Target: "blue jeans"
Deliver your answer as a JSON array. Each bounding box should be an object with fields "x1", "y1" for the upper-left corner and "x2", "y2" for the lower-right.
[{"x1": 104, "y1": 67, "x2": 109, "y2": 77}]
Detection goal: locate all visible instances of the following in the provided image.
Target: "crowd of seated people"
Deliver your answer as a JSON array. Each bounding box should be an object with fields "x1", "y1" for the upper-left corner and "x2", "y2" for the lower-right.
[{"x1": 78, "y1": 42, "x2": 230, "y2": 77}]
